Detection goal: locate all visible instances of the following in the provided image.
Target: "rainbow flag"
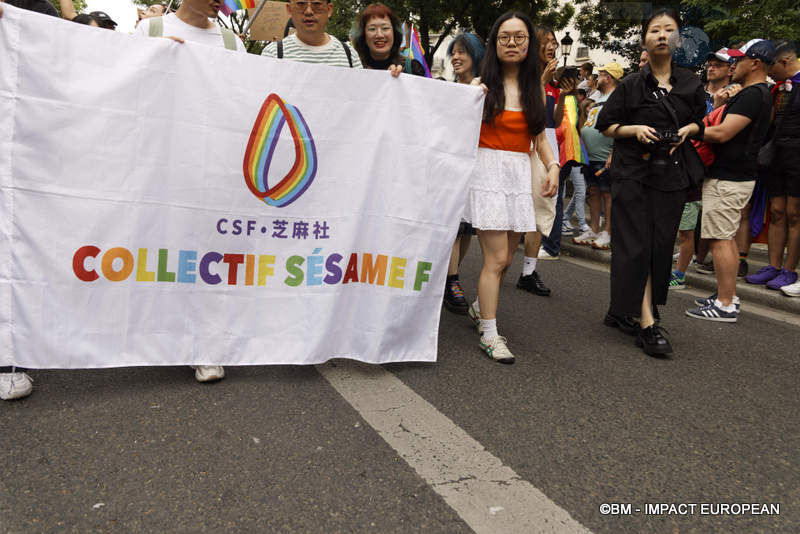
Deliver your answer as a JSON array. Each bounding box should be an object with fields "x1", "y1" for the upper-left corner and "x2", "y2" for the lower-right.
[
  {"x1": 401, "y1": 23, "x2": 431, "y2": 78},
  {"x1": 556, "y1": 95, "x2": 588, "y2": 166},
  {"x1": 220, "y1": 0, "x2": 257, "y2": 16}
]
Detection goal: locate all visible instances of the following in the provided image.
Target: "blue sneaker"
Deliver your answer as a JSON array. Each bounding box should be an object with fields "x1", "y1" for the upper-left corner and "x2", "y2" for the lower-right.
[
  {"x1": 694, "y1": 293, "x2": 740, "y2": 313},
  {"x1": 685, "y1": 302, "x2": 738, "y2": 323},
  {"x1": 668, "y1": 270, "x2": 686, "y2": 290}
]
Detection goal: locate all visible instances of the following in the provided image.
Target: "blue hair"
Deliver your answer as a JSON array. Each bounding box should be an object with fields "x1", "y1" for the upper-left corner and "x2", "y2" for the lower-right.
[{"x1": 447, "y1": 32, "x2": 486, "y2": 78}]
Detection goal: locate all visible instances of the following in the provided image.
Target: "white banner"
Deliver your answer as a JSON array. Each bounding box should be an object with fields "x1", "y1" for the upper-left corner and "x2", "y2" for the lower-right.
[{"x1": 0, "y1": 6, "x2": 483, "y2": 368}]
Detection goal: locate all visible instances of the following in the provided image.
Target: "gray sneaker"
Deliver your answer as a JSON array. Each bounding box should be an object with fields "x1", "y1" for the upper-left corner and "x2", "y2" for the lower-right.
[
  {"x1": 467, "y1": 302, "x2": 483, "y2": 336},
  {"x1": 479, "y1": 335, "x2": 515, "y2": 364},
  {"x1": 0, "y1": 372, "x2": 33, "y2": 400}
]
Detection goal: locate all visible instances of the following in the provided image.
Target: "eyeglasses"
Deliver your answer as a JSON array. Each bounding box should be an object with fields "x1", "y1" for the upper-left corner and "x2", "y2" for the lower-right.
[
  {"x1": 497, "y1": 34, "x2": 529, "y2": 46},
  {"x1": 366, "y1": 25, "x2": 393, "y2": 34},
  {"x1": 291, "y1": 1, "x2": 328, "y2": 13}
]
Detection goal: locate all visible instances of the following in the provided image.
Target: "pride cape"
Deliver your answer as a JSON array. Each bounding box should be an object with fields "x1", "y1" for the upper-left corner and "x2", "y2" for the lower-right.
[{"x1": 556, "y1": 95, "x2": 589, "y2": 167}]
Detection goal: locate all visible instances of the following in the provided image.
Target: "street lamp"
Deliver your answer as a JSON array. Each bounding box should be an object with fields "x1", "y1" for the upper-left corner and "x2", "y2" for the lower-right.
[{"x1": 561, "y1": 32, "x2": 573, "y2": 67}]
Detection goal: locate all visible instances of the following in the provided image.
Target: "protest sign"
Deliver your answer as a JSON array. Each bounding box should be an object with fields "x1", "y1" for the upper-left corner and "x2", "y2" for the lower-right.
[{"x1": 247, "y1": 1, "x2": 291, "y2": 42}]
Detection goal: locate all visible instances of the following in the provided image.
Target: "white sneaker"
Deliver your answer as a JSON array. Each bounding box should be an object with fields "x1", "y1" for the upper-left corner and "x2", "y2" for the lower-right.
[
  {"x1": 591, "y1": 231, "x2": 611, "y2": 250},
  {"x1": 573, "y1": 229, "x2": 598, "y2": 245},
  {"x1": 579, "y1": 224, "x2": 591, "y2": 233},
  {"x1": 192, "y1": 366, "x2": 225, "y2": 383},
  {"x1": 468, "y1": 302, "x2": 483, "y2": 336},
  {"x1": 561, "y1": 221, "x2": 574, "y2": 235},
  {"x1": 0, "y1": 372, "x2": 33, "y2": 400},
  {"x1": 781, "y1": 280, "x2": 800, "y2": 297},
  {"x1": 537, "y1": 247, "x2": 558, "y2": 260},
  {"x1": 479, "y1": 335, "x2": 515, "y2": 364}
]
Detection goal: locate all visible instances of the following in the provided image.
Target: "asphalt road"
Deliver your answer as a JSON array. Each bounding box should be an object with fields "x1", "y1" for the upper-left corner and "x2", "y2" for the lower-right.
[{"x1": 2, "y1": 247, "x2": 798, "y2": 534}]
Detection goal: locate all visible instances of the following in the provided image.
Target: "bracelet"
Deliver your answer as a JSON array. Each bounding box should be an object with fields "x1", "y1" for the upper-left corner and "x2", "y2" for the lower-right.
[{"x1": 546, "y1": 161, "x2": 560, "y2": 171}]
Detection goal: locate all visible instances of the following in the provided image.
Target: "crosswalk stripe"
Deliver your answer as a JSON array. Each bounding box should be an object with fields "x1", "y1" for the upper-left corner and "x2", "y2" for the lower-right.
[{"x1": 318, "y1": 360, "x2": 593, "y2": 534}]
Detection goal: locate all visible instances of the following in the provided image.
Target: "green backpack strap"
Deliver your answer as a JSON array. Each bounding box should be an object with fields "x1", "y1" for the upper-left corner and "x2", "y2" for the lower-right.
[
  {"x1": 221, "y1": 27, "x2": 238, "y2": 51},
  {"x1": 404, "y1": 56, "x2": 412, "y2": 74},
  {"x1": 148, "y1": 16, "x2": 164, "y2": 38}
]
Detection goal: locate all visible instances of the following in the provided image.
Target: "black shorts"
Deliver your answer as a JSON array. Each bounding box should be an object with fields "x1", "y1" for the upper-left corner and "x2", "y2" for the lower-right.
[
  {"x1": 766, "y1": 146, "x2": 800, "y2": 198},
  {"x1": 457, "y1": 222, "x2": 476, "y2": 236}
]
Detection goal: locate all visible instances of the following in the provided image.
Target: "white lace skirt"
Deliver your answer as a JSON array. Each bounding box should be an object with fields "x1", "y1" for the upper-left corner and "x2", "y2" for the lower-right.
[{"x1": 462, "y1": 148, "x2": 536, "y2": 232}]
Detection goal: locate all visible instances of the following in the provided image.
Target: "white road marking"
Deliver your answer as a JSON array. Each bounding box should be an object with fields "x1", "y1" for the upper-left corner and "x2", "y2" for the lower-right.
[{"x1": 317, "y1": 360, "x2": 592, "y2": 534}]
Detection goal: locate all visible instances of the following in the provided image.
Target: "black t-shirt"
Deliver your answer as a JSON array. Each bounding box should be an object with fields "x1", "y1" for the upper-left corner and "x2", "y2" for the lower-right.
[
  {"x1": 597, "y1": 62, "x2": 707, "y2": 191},
  {"x1": 364, "y1": 55, "x2": 426, "y2": 77},
  {"x1": 6, "y1": 0, "x2": 59, "y2": 17},
  {"x1": 774, "y1": 71, "x2": 800, "y2": 148},
  {"x1": 708, "y1": 83, "x2": 772, "y2": 181}
]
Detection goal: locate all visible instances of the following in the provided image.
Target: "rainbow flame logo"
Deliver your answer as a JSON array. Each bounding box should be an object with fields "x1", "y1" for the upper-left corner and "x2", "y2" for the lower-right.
[{"x1": 243, "y1": 94, "x2": 318, "y2": 208}]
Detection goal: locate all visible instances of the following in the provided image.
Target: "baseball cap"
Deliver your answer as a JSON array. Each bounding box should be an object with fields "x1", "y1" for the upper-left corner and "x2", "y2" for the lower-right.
[
  {"x1": 598, "y1": 62, "x2": 624, "y2": 81},
  {"x1": 89, "y1": 11, "x2": 117, "y2": 30},
  {"x1": 727, "y1": 39, "x2": 777, "y2": 64},
  {"x1": 706, "y1": 47, "x2": 731, "y2": 63}
]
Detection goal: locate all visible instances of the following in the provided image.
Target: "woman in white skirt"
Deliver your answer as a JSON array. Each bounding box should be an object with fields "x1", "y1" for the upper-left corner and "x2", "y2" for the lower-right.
[{"x1": 465, "y1": 11, "x2": 560, "y2": 363}]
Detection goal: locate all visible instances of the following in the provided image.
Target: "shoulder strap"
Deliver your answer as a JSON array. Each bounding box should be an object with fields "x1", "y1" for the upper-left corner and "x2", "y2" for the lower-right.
[
  {"x1": 336, "y1": 38, "x2": 353, "y2": 68},
  {"x1": 148, "y1": 16, "x2": 164, "y2": 38},
  {"x1": 220, "y1": 28, "x2": 237, "y2": 51},
  {"x1": 277, "y1": 39, "x2": 284, "y2": 59},
  {"x1": 404, "y1": 57, "x2": 412, "y2": 74}
]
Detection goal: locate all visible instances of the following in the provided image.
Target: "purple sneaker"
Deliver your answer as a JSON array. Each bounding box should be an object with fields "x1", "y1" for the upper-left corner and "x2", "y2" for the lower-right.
[
  {"x1": 766, "y1": 269, "x2": 798, "y2": 290},
  {"x1": 745, "y1": 265, "x2": 780, "y2": 285}
]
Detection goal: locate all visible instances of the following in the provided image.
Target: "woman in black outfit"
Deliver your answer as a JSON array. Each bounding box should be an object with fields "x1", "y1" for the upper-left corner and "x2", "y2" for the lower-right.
[
  {"x1": 352, "y1": 3, "x2": 426, "y2": 76},
  {"x1": 596, "y1": 8, "x2": 706, "y2": 356}
]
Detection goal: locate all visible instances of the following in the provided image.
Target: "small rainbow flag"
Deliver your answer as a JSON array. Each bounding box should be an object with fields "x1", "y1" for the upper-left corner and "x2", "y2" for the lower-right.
[
  {"x1": 556, "y1": 95, "x2": 588, "y2": 167},
  {"x1": 220, "y1": 0, "x2": 257, "y2": 16},
  {"x1": 401, "y1": 23, "x2": 431, "y2": 78}
]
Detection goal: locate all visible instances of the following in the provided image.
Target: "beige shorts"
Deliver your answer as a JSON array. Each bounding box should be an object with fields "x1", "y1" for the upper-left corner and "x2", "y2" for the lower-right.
[{"x1": 701, "y1": 178, "x2": 755, "y2": 240}]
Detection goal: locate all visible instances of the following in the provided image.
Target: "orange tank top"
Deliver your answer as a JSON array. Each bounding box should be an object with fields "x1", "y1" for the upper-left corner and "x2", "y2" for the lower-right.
[{"x1": 479, "y1": 110, "x2": 534, "y2": 153}]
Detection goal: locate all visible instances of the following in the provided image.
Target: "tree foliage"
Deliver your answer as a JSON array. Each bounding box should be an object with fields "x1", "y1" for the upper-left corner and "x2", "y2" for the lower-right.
[
  {"x1": 52, "y1": 0, "x2": 88, "y2": 17},
  {"x1": 327, "y1": 0, "x2": 574, "y2": 67},
  {"x1": 574, "y1": 0, "x2": 800, "y2": 70}
]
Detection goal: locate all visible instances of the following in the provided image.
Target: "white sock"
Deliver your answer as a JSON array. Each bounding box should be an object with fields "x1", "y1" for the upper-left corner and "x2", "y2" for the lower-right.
[
  {"x1": 714, "y1": 299, "x2": 737, "y2": 313},
  {"x1": 480, "y1": 318, "x2": 498, "y2": 340},
  {"x1": 522, "y1": 257, "x2": 537, "y2": 276}
]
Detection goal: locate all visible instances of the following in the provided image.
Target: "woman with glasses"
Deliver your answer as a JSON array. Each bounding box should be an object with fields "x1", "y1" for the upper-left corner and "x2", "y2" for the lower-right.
[
  {"x1": 352, "y1": 3, "x2": 425, "y2": 76},
  {"x1": 596, "y1": 8, "x2": 706, "y2": 357},
  {"x1": 464, "y1": 12, "x2": 559, "y2": 363}
]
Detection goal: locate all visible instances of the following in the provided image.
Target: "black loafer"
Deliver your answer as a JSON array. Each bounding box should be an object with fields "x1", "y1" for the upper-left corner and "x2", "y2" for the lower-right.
[
  {"x1": 603, "y1": 312, "x2": 638, "y2": 336},
  {"x1": 516, "y1": 271, "x2": 551, "y2": 296},
  {"x1": 635, "y1": 324, "x2": 673, "y2": 357}
]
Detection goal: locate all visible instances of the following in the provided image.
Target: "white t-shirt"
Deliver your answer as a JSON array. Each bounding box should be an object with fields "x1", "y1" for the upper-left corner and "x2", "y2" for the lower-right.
[
  {"x1": 587, "y1": 90, "x2": 603, "y2": 102},
  {"x1": 134, "y1": 14, "x2": 246, "y2": 53}
]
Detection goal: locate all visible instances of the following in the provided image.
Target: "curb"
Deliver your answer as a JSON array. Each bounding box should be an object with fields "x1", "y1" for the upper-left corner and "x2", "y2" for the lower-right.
[{"x1": 559, "y1": 241, "x2": 800, "y2": 316}]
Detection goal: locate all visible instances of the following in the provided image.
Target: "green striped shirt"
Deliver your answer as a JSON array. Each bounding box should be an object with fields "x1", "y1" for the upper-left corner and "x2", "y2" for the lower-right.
[{"x1": 262, "y1": 34, "x2": 362, "y2": 69}]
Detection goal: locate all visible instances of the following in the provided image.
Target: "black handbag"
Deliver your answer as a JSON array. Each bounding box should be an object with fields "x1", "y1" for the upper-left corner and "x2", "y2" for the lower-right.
[
  {"x1": 758, "y1": 94, "x2": 784, "y2": 168},
  {"x1": 659, "y1": 96, "x2": 706, "y2": 188}
]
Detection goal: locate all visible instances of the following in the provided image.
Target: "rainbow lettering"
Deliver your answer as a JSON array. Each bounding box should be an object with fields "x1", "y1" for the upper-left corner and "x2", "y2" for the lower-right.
[
  {"x1": 243, "y1": 94, "x2": 318, "y2": 208},
  {"x1": 220, "y1": 0, "x2": 256, "y2": 16},
  {"x1": 72, "y1": 246, "x2": 433, "y2": 292}
]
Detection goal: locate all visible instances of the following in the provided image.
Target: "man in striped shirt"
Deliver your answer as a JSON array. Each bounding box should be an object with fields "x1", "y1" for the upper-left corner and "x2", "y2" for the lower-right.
[{"x1": 262, "y1": 0, "x2": 362, "y2": 68}]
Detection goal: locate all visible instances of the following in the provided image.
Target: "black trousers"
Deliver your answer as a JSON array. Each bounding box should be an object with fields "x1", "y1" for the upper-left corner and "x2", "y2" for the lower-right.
[{"x1": 610, "y1": 179, "x2": 686, "y2": 317}]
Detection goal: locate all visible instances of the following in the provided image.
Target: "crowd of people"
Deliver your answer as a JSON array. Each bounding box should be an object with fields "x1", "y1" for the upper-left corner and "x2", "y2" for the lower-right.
[{"x1": 1, "y1": 0, "x2": 798, "y2": 398}]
